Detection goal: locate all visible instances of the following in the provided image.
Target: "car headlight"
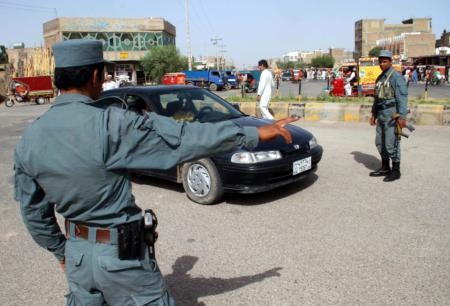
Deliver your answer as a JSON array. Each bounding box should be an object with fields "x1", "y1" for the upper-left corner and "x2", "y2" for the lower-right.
[
  {"x1": 309, "y1": 136, "x2": 318, "y2": 149},
  {"x1": 231, "y1": 151, "x2": 282, "y2": 164}
]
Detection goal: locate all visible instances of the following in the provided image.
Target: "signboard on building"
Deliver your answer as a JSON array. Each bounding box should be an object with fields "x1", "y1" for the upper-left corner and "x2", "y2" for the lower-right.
[{"x1": 119, "y1": 52, "x2": 129, "y2": 59}]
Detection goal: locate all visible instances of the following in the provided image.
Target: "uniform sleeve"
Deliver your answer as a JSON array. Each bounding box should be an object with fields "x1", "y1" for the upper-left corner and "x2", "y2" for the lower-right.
[
  {"x1": 14, "y1": 149, "x2": 66, "y2": 262},
  {"x1": 102, "y1": 109, "x2": 259, "y2": 170},
  {"x1": 394, "y1": 75, "x2": 408, "y2": 118}
]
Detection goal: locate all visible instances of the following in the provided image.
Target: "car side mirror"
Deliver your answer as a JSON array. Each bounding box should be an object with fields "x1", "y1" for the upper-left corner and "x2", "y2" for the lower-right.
[{"x1": 231, "y1": 103, "x2": 240, "y2": 111}]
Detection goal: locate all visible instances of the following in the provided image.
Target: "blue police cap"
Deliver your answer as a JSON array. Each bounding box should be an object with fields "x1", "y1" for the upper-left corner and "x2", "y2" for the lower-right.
[
  {"x1": 378, "y1": 50, "x2": 392, "y2": 59},
  {"x1": 52, "y1": 39, "x2": 113, "y2": 68}
]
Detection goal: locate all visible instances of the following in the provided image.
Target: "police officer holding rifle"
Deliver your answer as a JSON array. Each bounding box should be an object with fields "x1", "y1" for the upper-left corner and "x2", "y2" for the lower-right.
[{"x1": 369, "y1": 50, "x2": 412, "y2": 182}]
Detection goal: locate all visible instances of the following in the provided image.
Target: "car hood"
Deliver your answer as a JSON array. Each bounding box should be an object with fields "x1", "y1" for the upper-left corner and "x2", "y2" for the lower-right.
[{"x1": 230, "y1": 116, "x2": 313, "y2": 153}]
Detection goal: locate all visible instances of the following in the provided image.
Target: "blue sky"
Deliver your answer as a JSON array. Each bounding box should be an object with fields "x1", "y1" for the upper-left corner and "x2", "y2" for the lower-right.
[{"x1": 1, "y1": 0, "x2": 449, "y2": 68}]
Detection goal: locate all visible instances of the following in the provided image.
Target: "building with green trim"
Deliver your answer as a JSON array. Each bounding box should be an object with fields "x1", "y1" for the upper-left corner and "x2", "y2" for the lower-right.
[{"x1": 43, "y1": 17, "x2": 176, "y2": 83}]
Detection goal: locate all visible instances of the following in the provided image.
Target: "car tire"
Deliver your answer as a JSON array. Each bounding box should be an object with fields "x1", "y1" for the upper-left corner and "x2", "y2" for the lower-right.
[
  {"x1": 208, "y1": 83, "x2": 218, "y2": 91},
  {"x1": 224, "y1": 83, "x2": 231, "y2": 91},
  {"x1": 186, "y1": 81, "x2": 194, "y2": 86},
  {"x1": 181, "y1": 158, "x2": 223, "y2": 205}
]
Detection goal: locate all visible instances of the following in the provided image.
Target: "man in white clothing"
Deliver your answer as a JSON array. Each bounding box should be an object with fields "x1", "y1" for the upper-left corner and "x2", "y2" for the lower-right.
[
  {"x1": 102, "y1": 74, "x2": 118, "y2": 91},
  {"x1": 344, "y1": 67, "x2": 356, "y2": 96},
  {"x1": 256, "y1": 59, "x2": 274, "y2": 119}
]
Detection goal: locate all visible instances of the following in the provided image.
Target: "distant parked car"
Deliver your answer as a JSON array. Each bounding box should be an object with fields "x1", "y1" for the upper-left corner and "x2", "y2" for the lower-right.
[
  {"x1": 100, "y1": 86, "x2": 323, "y2": 204},
  {"x1": 281, "y1": 71, "x2": 291, "y2": 81}
]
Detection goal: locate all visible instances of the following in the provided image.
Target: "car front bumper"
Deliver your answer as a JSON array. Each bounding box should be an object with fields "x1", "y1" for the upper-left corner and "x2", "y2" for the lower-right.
[{"x1": 215, "y1": 146, "x2": 323, "y2": 193}]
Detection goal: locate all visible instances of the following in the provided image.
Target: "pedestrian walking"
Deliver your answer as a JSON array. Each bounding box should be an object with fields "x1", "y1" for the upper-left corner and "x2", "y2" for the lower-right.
[{"x1": 256, "y1": 59, "x2": 274, "y2": 119}]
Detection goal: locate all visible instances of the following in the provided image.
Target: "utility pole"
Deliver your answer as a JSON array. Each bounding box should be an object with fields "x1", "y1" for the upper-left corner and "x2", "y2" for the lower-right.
[
  {"x1": 218, "y1": 44, "x2": 227, "y2": 70},
  {"x1": 185, "y1": 0, "x2": 192, "y2": 70},
  {"x1": 210, "y1": 37, "x2": 222, "y2": 70}
]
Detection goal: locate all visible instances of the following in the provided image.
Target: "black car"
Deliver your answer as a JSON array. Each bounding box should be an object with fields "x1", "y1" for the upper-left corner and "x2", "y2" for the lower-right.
[
  {"x1": 100, "y1": 86, "x2": 323, "y2": 204},
  {"x1": 281, "y1": 71, "x2": 292, "y2": 81}
]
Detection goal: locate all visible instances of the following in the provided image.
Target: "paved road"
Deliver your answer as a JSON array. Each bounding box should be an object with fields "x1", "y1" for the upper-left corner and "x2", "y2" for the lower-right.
[
  {"x1": 217, "y1": 79, "x2": 450, "y2": 100},
  {"x1": 1, "y1": 104, "x2": 449, "y2": 305}
]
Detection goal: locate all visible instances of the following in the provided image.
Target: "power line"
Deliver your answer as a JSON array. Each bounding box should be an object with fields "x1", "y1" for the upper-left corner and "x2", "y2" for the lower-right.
[
  {"x1": 0, "y1": 1, "x2": 57, "y2": 16},
  {"x1": 198, "y1": 0, "x2": 216, "y2": 35}
]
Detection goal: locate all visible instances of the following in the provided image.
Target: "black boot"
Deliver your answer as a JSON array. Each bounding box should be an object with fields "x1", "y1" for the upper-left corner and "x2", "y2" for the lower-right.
[
  {"x1": 369, "y1": 158, "x2": 391, "y2": 177},
  {"x1": 384, "y1": 162, "x2": 401, "y2": 182}
]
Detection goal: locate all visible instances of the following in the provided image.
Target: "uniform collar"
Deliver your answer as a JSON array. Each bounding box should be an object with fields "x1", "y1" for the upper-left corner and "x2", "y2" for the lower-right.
[
  {"x1": 381, "y1": 66, "x2": 395, "y2": 77},
  {"x1": 51, "y1": 93, "x2": 95, "y2": 107}
]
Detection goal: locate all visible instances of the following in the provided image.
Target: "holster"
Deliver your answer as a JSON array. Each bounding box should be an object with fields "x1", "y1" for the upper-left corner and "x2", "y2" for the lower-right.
[{"x1": 117, "y1": 220, "x2": 144, "y2": 260}]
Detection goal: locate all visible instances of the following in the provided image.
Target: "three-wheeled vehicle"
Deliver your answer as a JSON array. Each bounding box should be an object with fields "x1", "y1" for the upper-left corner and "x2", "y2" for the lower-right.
[{"x1": 5, "y1": 75, "x2": 54, "y2": 107}]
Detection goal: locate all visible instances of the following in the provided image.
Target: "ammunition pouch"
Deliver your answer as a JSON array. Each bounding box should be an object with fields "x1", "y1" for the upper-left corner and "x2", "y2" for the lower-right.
[
  {"x1": 374, "y1": 69, "x2": 395, "y2": 100},
  {"x1": 117, "y1": 220, "x2": 144, "y2": 260}
]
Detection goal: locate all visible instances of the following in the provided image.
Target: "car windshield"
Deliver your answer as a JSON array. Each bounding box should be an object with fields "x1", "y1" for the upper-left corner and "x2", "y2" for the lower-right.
[{"x1": 154, "y1": 88, "x2": 243, "y2": 123}]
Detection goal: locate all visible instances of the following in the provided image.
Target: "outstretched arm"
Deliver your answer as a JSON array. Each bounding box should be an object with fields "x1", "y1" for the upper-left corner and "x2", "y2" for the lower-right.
[{"x1": 257, "y1": 117, "x2": 298, "y2": 144}]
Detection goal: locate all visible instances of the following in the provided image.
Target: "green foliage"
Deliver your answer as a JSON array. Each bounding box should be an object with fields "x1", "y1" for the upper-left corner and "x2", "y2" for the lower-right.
[
  {"x1": 310, "y1": 55, "x2": 335, "y2": 68},
  {"x1": 140, "y1": 46, "x2": 188, "y2": 84},
  {"x1": 368, "y1": 47, "x2": 382, "y2": 57},
  {"x1": 276, "y1": 60, "x2": 304, "y2": 70},
  {"x1": 0, "y1": 45, "x2": 8, "y2": 64}
]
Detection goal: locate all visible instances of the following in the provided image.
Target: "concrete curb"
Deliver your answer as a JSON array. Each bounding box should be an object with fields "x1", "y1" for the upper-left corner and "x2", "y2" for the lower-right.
[{"x1": 230, "y1": 101, "x2": 449, "y2": 126}]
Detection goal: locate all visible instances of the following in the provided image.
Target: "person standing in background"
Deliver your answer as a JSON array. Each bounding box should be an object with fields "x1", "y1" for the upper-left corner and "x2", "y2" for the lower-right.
[
  {"x1": 256, "y1": 59, "x2": 274, "y2": 120},
  {"x1": 102, "y1": 74, "x2": 118, "y2": 91}
]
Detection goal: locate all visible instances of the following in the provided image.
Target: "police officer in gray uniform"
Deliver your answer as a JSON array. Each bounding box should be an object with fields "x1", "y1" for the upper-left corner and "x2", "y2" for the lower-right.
[
  {"x1": 14, "y1": 39, "x2": 296, "y2": 305},
  {"x1": 369, "y1": 50, "x2": 408, "y2": 182}
]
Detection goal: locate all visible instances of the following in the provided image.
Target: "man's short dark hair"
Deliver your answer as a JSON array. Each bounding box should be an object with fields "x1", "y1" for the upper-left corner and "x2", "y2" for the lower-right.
[
  {"x1": 258, "y1": 59, "x2": 268, "y2": 68},
  {"x1": 54, "y1": 63, "x2": 104, "y2": 90}
]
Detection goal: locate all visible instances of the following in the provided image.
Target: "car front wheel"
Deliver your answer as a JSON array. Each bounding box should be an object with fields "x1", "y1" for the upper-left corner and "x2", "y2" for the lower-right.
[{"x1": 181, "y1": 158, "x2": 223, "y2": 205}]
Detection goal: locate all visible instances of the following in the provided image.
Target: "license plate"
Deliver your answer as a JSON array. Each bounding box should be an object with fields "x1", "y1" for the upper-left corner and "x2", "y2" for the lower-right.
[{"x1": 293, "y1": 157, "x2": 311, "y2": 175}]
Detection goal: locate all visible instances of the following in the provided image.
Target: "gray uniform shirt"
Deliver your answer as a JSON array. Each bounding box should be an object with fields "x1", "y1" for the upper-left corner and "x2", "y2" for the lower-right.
[{"x1": 14, "y1": 93, "x2": 259, "y2": 261}]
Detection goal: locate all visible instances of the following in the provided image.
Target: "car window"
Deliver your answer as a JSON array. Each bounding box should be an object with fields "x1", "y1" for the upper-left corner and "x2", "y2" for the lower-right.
[
  {"x1": 159, "y1": 93, "x2": 179, "y2": 110},
  {"x1": 156, "y1": 89, "x2": 241, "y2": 123},
  {"x1": 125, "y1": 94, "x2": 147, "y2": 115}
]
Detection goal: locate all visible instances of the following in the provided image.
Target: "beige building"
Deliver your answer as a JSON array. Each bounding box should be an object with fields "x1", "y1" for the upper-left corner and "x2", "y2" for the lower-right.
[
  {"x1": 354, "y1": 18, "x2": 433, "y2": 59},
  {"x1": 43, "y1": 17, "x2": 176, "y2": 83},
  {"x1": 436, "y1": 30, "x2": 450, "y2": 48},
  {"x1": 329, "y1": 48, "x2": 354, "y2": 65},
  {"x1": 376, "y1": 32, "x2": 436, "y2": 59}
]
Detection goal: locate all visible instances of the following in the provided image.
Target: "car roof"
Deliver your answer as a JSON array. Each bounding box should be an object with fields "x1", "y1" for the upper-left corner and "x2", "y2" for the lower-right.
[{"x1": 105, "y1": 85, "x2": 197, "y2": 95}]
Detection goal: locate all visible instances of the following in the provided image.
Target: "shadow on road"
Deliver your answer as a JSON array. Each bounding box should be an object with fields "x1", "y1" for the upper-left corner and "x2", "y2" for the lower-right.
[
  {"x1": 350, "y1": 151, "x2": 379, "y2": 170},
  {"x1": 165, "y1": 255, "x2": 282, "y2": 306}
]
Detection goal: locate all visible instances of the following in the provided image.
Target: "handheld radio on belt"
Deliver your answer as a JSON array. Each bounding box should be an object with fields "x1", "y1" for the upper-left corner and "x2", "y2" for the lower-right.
[{"x1": 143, "y1": 209, "x2": 158, "y2": 259}]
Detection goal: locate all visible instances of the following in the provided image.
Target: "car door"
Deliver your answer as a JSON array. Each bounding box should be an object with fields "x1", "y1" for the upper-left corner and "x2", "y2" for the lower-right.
[{"x1": 124, "y1": 91, "x2": 178, "y2": 182}]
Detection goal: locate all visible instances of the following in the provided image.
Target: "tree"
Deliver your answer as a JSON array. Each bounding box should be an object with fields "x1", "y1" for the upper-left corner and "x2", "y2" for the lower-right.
[
  {"x1": 368, "y1": 47, "x2": 382, "y2": 57},
  {"x1": 276, "y1": 61, "x2": 301, "y2": 70},
  {"x1": 140, "y1": 46, "x2": 188, "y2": 84},
  {"x1": 310, "y1": 55, "x2": 335, "y2": 68}
]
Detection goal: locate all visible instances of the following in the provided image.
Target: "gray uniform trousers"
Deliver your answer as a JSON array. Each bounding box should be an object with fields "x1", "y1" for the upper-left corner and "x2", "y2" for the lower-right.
[
  {"x1": 65, "y1": 225, "x2": 174, "y2": 306},
  {"x1": 375, "y1": 106, "x2": 401, "y2": 162}
]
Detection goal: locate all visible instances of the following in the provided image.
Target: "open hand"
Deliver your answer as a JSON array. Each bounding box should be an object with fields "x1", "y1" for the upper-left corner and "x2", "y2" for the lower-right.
[{"x1": 257, "y1": 117, "x2": 298, "y2": 144}]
